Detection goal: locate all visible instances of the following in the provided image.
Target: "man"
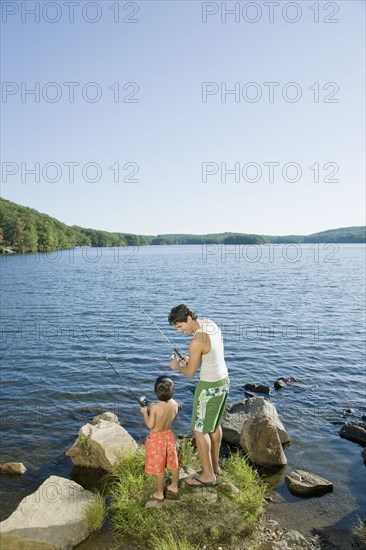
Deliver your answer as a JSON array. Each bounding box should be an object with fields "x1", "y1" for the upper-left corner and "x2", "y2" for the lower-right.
[{"x1": 169, "y1": 304, "x2": 229, "y2": 486}]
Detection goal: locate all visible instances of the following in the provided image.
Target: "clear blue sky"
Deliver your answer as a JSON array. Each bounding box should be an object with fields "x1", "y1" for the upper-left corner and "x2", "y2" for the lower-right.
[{"x1": 1, "y1": 0, "x2": 365, "y2": 235}]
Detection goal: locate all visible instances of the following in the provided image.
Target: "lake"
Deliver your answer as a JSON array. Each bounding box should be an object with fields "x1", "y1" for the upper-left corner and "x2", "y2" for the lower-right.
[{"x1": 1, "y1": 243, "x2": 365, "y2": 533}]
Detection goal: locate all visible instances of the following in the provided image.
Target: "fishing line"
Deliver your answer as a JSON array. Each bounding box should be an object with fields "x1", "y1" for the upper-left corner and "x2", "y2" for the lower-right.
[
  {"x1": 59, "y1": 304, "x2": 148, "y2": 407},
  {"x1": 129, "y1": 296, "x2": 187, "y2": 363}
]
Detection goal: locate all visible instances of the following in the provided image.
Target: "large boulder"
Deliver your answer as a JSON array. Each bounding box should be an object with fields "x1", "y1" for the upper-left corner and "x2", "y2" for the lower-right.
[
  {"x1": 222, "y1": 398, "x2": 289, "y2": 467},
  {"x1": 66, "y1": 412, "x2": 138, "y2": 472},
  {"x1": 0, "y1": 475, "x2": 93, "y2": 549},
  {"x1": 240, "y1": 412, "x2": 287, "y2": 466}
]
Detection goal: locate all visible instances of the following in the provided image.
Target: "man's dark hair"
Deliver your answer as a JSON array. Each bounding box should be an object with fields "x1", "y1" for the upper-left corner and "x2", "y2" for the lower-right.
[
  {"x1": 168, "y1": 304, "x2": 197, "y2": 325},
  {"x1": 154, "y1": 376, "x2": 174, "y2": 402}
]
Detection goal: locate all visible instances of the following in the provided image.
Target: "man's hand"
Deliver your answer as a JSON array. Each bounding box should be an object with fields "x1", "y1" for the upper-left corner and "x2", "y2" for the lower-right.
[{"x1": 140, "y1": 406, "x2": 148, "y2": 415}]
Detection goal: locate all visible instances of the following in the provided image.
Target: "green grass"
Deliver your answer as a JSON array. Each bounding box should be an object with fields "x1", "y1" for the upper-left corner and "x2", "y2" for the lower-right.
[
  {"x1": 109, "y1": 442, "x2": 265, "y2": 549},
  {"x1": 150, "y1": 530, "x2": 200, "y2": 550},
  {"x1": 177, "y1": 437, "x2": 200, "y2": 471},
  {"x1": 84, "y1": 491, "x2": 107, "y2": 533}
]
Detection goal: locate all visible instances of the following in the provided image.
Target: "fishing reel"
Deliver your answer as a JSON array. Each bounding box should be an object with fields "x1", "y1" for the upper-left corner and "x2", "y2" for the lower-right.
[{"x1": 138, "y1": 395, "x2": 149, "y2": 408}]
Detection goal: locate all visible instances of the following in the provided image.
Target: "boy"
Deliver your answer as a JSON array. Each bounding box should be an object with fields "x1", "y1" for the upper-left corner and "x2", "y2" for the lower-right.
[{"x1": 140, "y1": 376, "x2": 179, "y2": 501}]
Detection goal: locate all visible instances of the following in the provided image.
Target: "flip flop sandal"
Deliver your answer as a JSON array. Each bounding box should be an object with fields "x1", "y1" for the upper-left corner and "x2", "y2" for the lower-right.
[
  {"x1": 149, "y1": 493, "x2": 164, "y2": 502},
  {"x1": 185, "y1": 475, "x2": 220, "y2": 487},
  {"x1": 165, "y1": 489, "x2": 179, "y2": 499}
]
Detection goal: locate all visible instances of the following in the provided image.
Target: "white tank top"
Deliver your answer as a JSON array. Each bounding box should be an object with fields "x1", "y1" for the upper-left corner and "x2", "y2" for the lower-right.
[{"x1": 194, "y1": 319, "x2": 228, "y2": 382}]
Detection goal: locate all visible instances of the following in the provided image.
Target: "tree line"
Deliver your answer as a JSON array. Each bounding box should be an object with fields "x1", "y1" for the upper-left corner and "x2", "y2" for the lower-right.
[{"x1": 0, "y1": 198, "x2": 365, "y2": 254}]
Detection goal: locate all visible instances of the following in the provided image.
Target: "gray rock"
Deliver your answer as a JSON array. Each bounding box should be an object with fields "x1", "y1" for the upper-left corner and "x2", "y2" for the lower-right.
[
  {"x1": 274, "y1": 379, "x2": 287, "y2": 389},
  {"x1": 240, "y1": 412, "x2": 287, "y2": 466},
  {"x1": 222, "y1": 398, "x2": 290, "y2": 446},
  {"x1": 285, "y1": 470, "x2": 333, "y2": 496},
  {"x1": 0, "y1": 475, "x2": 93, "y2": 549},
  {"x1": 0, "y1": 462, "x2": 27, "y2": 475},
  {"x1": 339, "y1": 422, "x2": 366, "y2": 446},
  {"x1": 219, "y1": 482, "x2": 240, "y2": 494},
  {"x1": 66, "y1": 413, "x2": 138, "y2": 472},
  {"x1": 281, "y1": 530, "x2": 316, "y2": 549},
  {"x1": 92, "y1": 412, "x2": 119, "y2": 424}
]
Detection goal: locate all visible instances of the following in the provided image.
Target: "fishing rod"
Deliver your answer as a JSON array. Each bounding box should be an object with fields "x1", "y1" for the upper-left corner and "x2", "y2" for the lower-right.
[
  {"x1": 129, "y1": 297, "x2": 187, "y2": 363},
  {"x1": 59, "y1": 305, "x2": 148, "y2": 408}
]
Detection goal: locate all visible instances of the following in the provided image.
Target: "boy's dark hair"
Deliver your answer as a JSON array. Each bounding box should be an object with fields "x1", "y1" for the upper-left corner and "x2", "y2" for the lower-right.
[
  {"x1": 168, "y1": 304, "x2": 197, "y2": 325},
  {"x1": 154, "y1": 376, "x2": 174, "y2": 402}
]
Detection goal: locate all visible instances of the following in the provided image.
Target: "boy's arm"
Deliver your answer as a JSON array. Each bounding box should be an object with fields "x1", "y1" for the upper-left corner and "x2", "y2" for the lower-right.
[{"x1": 140, "y1": 404, "x2": 156, "y2": 430}]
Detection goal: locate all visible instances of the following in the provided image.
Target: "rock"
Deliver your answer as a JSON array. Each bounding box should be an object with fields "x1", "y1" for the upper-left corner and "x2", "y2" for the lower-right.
[
  {"x1": 66, "y1": 413, "x2": 138, "y2": 472},
  {"x1": 285, "y1": 470, "x2": 333, "y2": 496},
  {"x1": 244, "y1": 383, "x2": 271, "y2": 395},
  {"x1": 222, "y1": 398, "x2": 290, "y2": 446},
  {"x1": 274, "y1": 377, "x2": 298, "y2": 390},
  {"x1": 145, "y1": 499, "x2": 163, "y2": 509},
  {"x1": 274, "y1": 379, "x2": 287, "y2": 389},
  {"x1": 0, "y1": 462, "x2": 27, "y2": 475},
  {"x1": 0, "y1": 475, "x2": 93, "y2": 549},
  {"x1": 339, "y1": 422, "x2": 366, "y2": 446},
  {"x1": 281, "y1": 530, "x2": 316, "y2": 549},
  {"x1": 219, "y1": 482, "x2": 240, "y2": 494},
  {"x1": 92, "y1": 412, "x2": 119, "y2": 424},
  {"x1": 240, "y1": 412, "x2": 287, "y2": 466}
]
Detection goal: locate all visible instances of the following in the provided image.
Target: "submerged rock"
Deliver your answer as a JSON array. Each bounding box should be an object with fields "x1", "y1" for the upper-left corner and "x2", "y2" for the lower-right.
[
  {"x1": 66, "y1": 412, "x2": 138, "y2": 472},
  {"x1": 0, "y1": 462, "x2": 27, "y2": 475},
  {"x1": 285, "y1": 470, "x2": 333, "y2": 496},
  {"x1": 244, "y1": 383, "x2": 271, "y2": 395},
  {"x1": 274, "y1": 377, "x2": 298, "y2": 390},
  {"x1": 0, "y1": 475, "x2": 93, "y2": 549}
]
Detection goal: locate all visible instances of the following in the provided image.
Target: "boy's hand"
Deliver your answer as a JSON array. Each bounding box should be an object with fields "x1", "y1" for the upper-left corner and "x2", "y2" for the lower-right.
[
  {"x1": 170, "y1": 358, "x2": 180, "y2": 370},
  {"x1": 140, "y1": 407, "x2": 148, "y2": 415}
]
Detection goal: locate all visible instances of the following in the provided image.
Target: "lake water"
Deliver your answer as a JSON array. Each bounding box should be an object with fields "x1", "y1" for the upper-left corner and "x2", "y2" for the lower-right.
[{"x1": 1, "y1": 244, "x2": 365, "y2": 532}]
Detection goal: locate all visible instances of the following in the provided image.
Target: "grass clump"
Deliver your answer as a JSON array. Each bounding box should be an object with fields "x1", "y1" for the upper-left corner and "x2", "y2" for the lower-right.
[
  {"x1": 177, "y1": 437, "x2": 200, "y2": 470},
  {"x1": 150, "y1": 530, "x2": 200, "y2": 550},
  {"x1": 109, "y1": 441, "x2": 266, "y2": 549},
  {"x1": 84, "y1": 491, "x2": 107, "y2": 533},
  {"x1": 354, "y1": 518, "x2": 366, "y2": 548}
]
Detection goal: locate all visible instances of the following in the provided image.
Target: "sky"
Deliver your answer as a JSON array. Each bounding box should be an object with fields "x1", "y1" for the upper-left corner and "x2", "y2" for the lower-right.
[{"x1": 1, "y1": 0, "x2": 365, "y2": 236}]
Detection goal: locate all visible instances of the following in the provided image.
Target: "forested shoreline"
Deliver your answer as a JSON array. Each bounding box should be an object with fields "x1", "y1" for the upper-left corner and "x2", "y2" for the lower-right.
[{"x1": 0, "y1": 198, "x2": 365, "y2": 254}]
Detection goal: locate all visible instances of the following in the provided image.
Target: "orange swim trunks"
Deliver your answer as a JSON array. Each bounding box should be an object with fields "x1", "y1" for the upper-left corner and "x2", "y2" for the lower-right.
[{"x1": 145, "y1": 429, "x2": 179, "y2": 475}]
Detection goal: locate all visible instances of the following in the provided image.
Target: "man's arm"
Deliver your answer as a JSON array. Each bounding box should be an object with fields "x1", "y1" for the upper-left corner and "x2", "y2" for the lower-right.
[{"x1": 170, "y1": 337, "x2": 203, "y2": 378}]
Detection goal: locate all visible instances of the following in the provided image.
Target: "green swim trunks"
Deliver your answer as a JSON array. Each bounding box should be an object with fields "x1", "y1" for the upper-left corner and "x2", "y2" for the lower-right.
[{"x1": 191, "y1": 376, "x2": 230, "y2": 433}]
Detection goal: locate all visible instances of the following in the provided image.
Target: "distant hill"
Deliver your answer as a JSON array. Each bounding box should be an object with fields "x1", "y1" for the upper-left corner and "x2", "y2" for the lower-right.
[{"x1": 0, "y1": 198, "x2": 365, "y2": 253}]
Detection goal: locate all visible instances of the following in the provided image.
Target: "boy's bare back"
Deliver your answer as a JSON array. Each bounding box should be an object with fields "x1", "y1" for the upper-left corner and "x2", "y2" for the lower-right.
[{"x1": 149, "y1": 399, "x2": 179, "y2": 432}]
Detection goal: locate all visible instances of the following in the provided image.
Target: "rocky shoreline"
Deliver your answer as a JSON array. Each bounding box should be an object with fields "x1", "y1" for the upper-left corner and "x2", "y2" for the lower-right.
[{"x1": 1, "y1": 391, "x2": 365, "y2": 549}]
